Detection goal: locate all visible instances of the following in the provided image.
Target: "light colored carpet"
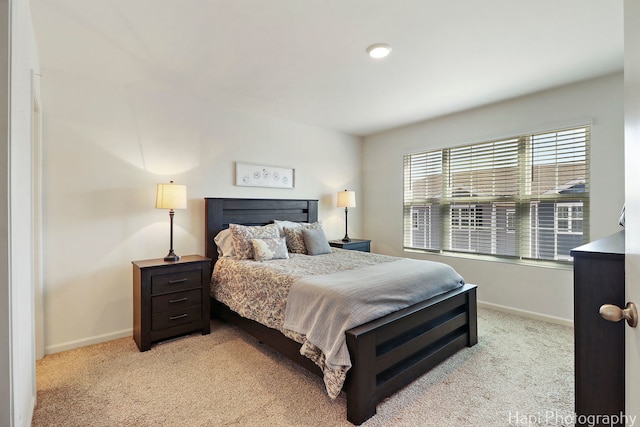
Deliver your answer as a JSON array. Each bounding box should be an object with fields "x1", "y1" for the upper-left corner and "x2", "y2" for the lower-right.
[{"x1": 32, "y1": 308, "x2": 574, "y2": 426}]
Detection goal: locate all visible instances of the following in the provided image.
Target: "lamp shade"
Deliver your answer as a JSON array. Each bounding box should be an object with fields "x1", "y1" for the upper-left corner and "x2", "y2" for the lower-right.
[
  {"x1": 337, "y1": 190, "x2": 356, "y2": 208},
  {"x1": 155, "y1": 182, "x2": 187, "y2": 209}
]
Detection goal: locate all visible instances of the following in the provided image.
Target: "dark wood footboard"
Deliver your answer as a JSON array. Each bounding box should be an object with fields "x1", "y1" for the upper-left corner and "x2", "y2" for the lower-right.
[{"x1": 344, "y1": 284, "x2": 477, "y2": 425}]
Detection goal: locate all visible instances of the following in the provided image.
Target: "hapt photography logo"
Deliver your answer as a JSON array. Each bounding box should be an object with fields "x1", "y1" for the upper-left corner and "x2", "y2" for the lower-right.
[{"x1": 508, "y1": 411, "x2": 636, "y2": 427}]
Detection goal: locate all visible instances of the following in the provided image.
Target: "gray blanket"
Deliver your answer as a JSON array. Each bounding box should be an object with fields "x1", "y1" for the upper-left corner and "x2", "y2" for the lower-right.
[{"x1": 283, "y1": 258, "x2": 464, "y2": 371}]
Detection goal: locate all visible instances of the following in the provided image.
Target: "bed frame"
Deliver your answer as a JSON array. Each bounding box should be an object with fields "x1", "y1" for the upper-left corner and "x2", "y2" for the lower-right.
[{"x1": 205, "y1": 197, "x2": 477, "y2": 425}]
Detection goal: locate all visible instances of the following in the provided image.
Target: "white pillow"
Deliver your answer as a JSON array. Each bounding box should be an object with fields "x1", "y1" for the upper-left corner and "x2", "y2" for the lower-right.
[
  {"x1": 214, "y1": 229, "x2": 235, "y2": 258},
  {"x1": 273, "y1": 219, "x2": 305, "y2": 237}
]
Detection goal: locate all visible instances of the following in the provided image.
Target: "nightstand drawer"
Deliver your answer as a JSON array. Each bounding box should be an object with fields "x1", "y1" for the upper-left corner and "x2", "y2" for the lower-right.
[
  {"x1": 151, "y1": 289, "x2": 202, "y2": 314},
  {"x1": 151, "y1": 270, "x2": 201, "y2": 295},
  {"x1": 343, "y1": 241, "x2": 370, "y2": 252},
  {"x1": 152, "y1": 306, "x2": 202, "y2": 331},
  {"x1": 328, "y1": 239, "x2": 371, "y2": 252}
]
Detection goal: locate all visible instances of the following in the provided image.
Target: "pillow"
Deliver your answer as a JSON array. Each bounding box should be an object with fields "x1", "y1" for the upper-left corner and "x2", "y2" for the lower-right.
[
  {"x1": 251, "y1": 237, "x2": 289, "y2": 261},
  {"x1": 302, "y1": 227, "x2": 332, "y2": 256},
  {"x1": 229, "y1": 223, "x2": 279, "y2": 259},
  {"x1": 283, "y1": 221, "x2": 322, "y2": 254},
  {"x1": 273, "y1": 219, "x2": 305, "y2": 237},
  {"x1": 214, "y1": 229, "x2": 235, "y2": 258}
]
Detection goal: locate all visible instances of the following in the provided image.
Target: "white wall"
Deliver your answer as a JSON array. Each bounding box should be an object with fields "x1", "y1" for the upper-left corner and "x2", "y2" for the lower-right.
[
  {"x1": 363, "y1": 73, "x2": 624, "y2": 323},
  {"x1": 40, "y1": 69, "x2": 362, "y2": 354},
  {"x1": 0, "y1": 0, "x2": 41, "y2": 426}
]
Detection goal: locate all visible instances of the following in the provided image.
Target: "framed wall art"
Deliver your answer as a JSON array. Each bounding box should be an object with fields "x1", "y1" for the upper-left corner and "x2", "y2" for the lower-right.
[{"x1": 235, "y1": 162, "x2": 295, "y2": 189}]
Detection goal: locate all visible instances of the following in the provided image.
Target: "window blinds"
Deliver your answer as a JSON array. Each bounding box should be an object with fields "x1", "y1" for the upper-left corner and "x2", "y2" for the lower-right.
[{"x1": 403, "y1": 125, "x2": 589, "y2": 262}]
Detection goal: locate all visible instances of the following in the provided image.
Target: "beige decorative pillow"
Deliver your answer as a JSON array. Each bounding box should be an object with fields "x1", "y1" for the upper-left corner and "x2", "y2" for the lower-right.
[
  {"x1": 229, "y1": 223, "x2": 279, "y2": 259},
  {"x1": 251, "y1": 237, "x2": 289, "y2": 261},
  {"x1": 283, "y1": 222, "x2": 322, "y2": 254}
]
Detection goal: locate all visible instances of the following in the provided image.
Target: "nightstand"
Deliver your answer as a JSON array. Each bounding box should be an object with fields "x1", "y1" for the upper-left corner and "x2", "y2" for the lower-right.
[
  {"x1": 328, "y1": 239, "x2": 371, "y2": 252},
  {"x1": 132, "y1": 255, "x2": 211, "y2": 351}
]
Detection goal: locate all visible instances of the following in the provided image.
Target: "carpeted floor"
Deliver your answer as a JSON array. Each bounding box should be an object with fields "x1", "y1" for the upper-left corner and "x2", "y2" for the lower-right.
[{"x1": 32, "y1": 308, "x2": 574, "y2": 426}]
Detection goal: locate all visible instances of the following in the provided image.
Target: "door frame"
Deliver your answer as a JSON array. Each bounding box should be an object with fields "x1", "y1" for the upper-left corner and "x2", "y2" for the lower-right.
[{"x1": 624, "y1": 0, "x2": 640, "y2": 422}]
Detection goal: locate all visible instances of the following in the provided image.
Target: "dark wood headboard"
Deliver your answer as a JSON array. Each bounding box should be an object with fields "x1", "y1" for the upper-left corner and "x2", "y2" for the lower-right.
[{"x1": 204, "y1": 198, "x2": 319, "y2": 266}]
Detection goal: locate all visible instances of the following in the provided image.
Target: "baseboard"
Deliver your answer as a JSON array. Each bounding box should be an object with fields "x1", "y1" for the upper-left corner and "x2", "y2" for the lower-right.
[
  {"x1": 43, "y1": 305, "x2": 571, "y2": 354},
  {"x1": 478, "y1": 300, "x2": 574, "y2": 327},
  {"x1": 44, "y1": 328, "x2": 133, "y2": 355}
]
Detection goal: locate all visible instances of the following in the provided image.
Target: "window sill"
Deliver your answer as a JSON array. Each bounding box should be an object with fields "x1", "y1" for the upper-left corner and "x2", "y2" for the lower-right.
[{"x1": 403, "y1": 248, "x2": 574, "y2": 271}]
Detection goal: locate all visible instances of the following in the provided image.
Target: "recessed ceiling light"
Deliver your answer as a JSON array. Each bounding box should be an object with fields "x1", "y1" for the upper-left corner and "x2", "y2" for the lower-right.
[{"x1": 366, "y1": 43, "x2": 392, "y2": 59}]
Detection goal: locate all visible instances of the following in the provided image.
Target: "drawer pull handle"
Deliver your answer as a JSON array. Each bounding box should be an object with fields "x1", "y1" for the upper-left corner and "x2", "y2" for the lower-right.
[
  {"x1": 168, "y1": 278, "x2": 188, "y2": 284},
  {"x1": 169, "y1": 314, "x2": 188, "y2": 321},
  {"x1": 169, "y1": 297, "x2": 188, "y2": 304},
  {"x1": 600, "y1": 302, "x2": 638, "y2": 328}
]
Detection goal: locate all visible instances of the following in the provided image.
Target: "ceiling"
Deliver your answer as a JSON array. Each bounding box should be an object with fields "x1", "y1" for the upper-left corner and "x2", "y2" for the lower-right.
[{"x1": 29, "y1": 0, "x2": 623, "y2": 137}]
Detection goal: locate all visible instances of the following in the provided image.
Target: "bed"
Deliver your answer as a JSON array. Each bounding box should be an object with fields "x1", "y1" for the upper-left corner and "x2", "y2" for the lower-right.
[{"x1": 205, "y1": 197, "x2": 477, "y2": 425}]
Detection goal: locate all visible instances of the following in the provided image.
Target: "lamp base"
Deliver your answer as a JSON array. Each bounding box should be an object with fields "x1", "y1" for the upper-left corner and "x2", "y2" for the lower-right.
[
  {"x1": 341, "y1": 235, "x2": 351, "y2": 243},
  {"x1": 164, "y1": 250, "x2": 180, "y2": 262}
]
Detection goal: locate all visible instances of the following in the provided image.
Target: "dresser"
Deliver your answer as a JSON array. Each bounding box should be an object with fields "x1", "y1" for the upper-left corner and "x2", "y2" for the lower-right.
[
  {"x1": 570, "y1": 231, "x2": 625, "y2": 426},
  {"x1": 132, "y1": 255, "x2": 211, "y2": 351}
]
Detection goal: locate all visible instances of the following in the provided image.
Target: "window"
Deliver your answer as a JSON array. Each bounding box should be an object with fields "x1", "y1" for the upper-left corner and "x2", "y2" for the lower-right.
[
  {"x1": 409, "y1": 205, "x2": 440, "y2": 250},
  {"x1": 505, "y1": 208, "x2": 516, "y2": 233},
  {"x1": 556, "y1": 203, "x2": 583, "y2": 235},
  {"x1": 403, "y1": 126, "x2": 589, "y2": 263},
  {"x1": 451, "y1": 205, "x2": 479, "y2": 229}
]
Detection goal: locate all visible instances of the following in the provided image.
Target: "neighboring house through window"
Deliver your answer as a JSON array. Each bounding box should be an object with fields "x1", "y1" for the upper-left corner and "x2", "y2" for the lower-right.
[{"x1": 403, "y1": 126, "x2": 589, "y2": 263}]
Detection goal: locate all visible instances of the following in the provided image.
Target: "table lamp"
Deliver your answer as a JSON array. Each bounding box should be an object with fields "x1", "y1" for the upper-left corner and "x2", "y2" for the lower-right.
[
  {"x1": 156, "y1": 181, "x2": 187, "y2": 261},
  {"x1": 337, "y1": 189, "x2": 356, "y2": 242}
]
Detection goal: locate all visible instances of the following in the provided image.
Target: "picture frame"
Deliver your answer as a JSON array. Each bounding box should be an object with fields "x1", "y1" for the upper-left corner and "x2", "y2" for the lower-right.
[{"x1": 235, "y1": 162, "x2": 295, "y2": 189}]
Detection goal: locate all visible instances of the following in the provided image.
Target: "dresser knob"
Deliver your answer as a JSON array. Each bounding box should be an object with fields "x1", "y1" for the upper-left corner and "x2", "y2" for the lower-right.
[{"x1": 599, "y1": 302, "x2": 638, "y2": 328}]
